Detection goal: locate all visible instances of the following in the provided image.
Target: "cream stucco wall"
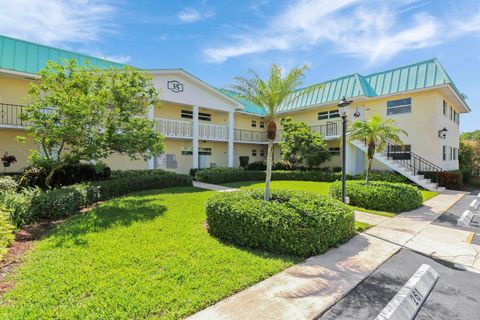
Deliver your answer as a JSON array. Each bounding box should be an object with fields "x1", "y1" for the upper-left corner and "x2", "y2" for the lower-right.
[{"x1": 0, "y1": 129, "x2": 36, "y2": 172}]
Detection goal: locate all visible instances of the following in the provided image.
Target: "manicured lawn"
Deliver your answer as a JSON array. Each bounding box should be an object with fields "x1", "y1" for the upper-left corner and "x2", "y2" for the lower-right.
[
  {"x1": 222, "y1": 181, "x2": 438, "y2": 217},
  {"x1": 0, "y1": 188, "x2": 300, "y2": 319}
]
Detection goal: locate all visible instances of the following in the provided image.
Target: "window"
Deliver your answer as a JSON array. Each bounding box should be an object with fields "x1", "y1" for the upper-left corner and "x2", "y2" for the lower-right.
[
  {"x1": 259, "y1": 121, "x2": 265, "y2": 128},
  {"x1": 443, "y1": 100, "x2": 447, "y2": 116},
  {"x1": 329, "y1": 110, "x2": 340, "y2": 119},
  {"x1": 387, "y1": 98, "x2": 411, "y2": 115},
  {"x1": 442, "y1": 145, "x2": 447, "y2": 161},
  {"x1": 318, "y1": 111, "x2": 329, "y2": 120},
  {"x1": 252, "y1": 149, "x2": 257, "y2": 156},
  {"x1": 317, "y1": 110, "x2": 340, "y2": 120},
  {"x1": 181, "y1": 110, "x2": 193, "y2": 119},
  {"x1": 449, "y1": 107, "x2": 453, "y2": 120},
  {"x1": 329, "y1": 147, "x2": 340, "y2": 155},
  {"x1": 450, "y1": 146, "x2": 453, "y2": 160},
  {"x1": 453, "y1": 147, "x2": 458, "y2": 161},
  {"x1": 251, "y1": 120, "x2": 257, "y2": 128},
  {"x1": 260, "y1": 149, "x2": 265, "y2": 157},
  {"x1": 181, "y1": 110, "x2": 211, "y2": 121},
  {"x1": 198, "y1": 112, "x2": 211, "y2": 121},
  {"x1": 181, "y1": 147, "x2": 212, "y2": 156}
]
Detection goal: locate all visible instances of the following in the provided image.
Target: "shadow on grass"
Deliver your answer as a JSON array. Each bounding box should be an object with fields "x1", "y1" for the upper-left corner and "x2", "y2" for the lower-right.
[{"x1": 47, "y1": 187, "x2": 210, "y2": 248}]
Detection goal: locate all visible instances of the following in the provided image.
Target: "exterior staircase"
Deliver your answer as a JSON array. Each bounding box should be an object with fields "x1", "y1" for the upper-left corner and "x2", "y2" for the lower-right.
[{"x1": 350, "y1": 140, "x2": 445, "y2": 192}]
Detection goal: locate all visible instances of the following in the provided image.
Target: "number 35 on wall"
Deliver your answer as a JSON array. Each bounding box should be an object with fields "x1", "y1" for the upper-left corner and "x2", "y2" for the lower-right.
[{"x1": 167, "y1": 80, "x2": 184, "y2": 93}]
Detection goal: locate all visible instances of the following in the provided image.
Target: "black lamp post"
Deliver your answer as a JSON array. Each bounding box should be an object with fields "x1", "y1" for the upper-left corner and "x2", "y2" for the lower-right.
[{"x1": 337, "y1": 97, "x2": 352, "y2": 203}]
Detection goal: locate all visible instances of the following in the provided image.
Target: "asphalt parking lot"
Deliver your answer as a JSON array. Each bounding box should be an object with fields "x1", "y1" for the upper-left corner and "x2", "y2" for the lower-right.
[{"x1": 319, "y1": 249, "x2": 480, "y2": 320}]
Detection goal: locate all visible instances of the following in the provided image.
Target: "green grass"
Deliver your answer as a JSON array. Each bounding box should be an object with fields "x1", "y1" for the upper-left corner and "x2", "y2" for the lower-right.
[
  {"x1": 223, "y1": 181, "x2": 438, "y2": 217},
  {"x1": 0, "y1": 188, "x2": 300, "y2": 320},
  {"x1": 354, "y1": 221, "x2": 372, "y2": 232}
]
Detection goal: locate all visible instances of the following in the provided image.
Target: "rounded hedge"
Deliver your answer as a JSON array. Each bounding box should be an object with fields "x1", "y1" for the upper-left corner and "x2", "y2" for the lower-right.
[
  {"x1": 206, "y1": 189, "x2": 355, "y2": 257},
  {"x1": 329, "y1": 181, "x2": 423, "y2": 213}
]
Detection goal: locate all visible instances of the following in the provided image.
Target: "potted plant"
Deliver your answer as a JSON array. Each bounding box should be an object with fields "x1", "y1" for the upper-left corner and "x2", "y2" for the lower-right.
[{"x1": 2, "y1": 152, "x2": 17, "y2": 172}]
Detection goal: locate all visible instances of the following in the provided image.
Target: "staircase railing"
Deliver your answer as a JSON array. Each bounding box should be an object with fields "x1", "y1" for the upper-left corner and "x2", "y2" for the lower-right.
[{"x1": 384, "y1": 140, "x2": 442, "y2": 183}]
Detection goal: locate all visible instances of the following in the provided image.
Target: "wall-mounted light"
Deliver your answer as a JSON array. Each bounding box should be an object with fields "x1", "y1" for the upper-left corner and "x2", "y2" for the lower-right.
[{"x1": 438, "y1": 127, "x2": 448, "y2": 139}]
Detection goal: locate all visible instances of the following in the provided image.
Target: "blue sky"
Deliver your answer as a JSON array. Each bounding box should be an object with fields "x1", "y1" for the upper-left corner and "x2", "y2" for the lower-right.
[{"x1": 0, "y1": 0, "x2": 479, "y2": 131}]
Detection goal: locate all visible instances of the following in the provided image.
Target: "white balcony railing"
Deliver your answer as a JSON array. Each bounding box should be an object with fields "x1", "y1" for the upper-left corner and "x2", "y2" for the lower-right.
[
  {"x1": 199, "y1": 123, "x2": 228, "y2": 141},
  {"x1": 155, "y1": 118, "x2": 192, "y2": 138}
]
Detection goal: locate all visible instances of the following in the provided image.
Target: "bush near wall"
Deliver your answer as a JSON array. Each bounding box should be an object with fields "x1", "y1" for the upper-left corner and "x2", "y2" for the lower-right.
[
  {"x1": 329, "y1": 181, "x2": 423, "y2": 213},
  {"x1": 206, "y1": 189, "x2": 355, "y2": 257},
  {"x1": 110, "y1": 168, "x2": 169, "y2": 179},
  {"x1": 194, "y1": 167, "x2": 409, "y2": 185},
  {"x1": 420, "y1": 171, "x2": 463, "y2": 190}
]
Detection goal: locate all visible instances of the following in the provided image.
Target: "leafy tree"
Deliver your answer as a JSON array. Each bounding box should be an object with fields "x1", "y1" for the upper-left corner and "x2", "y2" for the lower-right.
[
  {"x1": 461, "y1": 130, "x2": 480, "y2": 141},
  {"x1": 280, "y1": 117, "x2": 331, "y2": 168},
  {"x1": 20, "y1": 59, "x2": 164, "y2": 187},
  {"x1": 348, "y1": 114, "x2": 407, "y2": 183},
  {"x1": 231, "y1": 64, "x2": 311, "y2": 201},
  {"x1": 459, "y1": 141, "x2": 480, "y2": 178}
]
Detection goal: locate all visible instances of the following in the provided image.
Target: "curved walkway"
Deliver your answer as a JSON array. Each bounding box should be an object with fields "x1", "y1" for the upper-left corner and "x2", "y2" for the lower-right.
[{"x1": 189, "y1": 183, "x2": 467, "y2": 320}]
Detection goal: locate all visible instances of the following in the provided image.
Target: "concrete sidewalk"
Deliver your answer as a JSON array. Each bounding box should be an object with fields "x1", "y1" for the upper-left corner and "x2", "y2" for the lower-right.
[
  {"x1": 192, "y1": 181, "x2": 236, "y2": 192},
  {"x1": 189, "y1": 191, "x2": 465, "y2": 320}
]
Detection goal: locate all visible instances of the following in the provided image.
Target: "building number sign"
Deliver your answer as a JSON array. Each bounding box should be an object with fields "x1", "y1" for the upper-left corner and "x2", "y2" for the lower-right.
[{"x1": 167, "y1": 80, "x2": 184, "y2": 93}]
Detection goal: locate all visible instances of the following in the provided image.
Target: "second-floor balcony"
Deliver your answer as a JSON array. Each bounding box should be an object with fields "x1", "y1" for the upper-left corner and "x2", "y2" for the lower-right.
[{"x1": 0, "y1": 103, "x2": 30, "y2": 128}]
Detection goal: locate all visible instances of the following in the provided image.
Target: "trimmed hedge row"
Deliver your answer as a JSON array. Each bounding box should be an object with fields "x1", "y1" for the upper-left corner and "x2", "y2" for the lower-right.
[
  {"x1": 194, "y1": 167, "x2": 408, "y2": 184},
  {"x1": 329, "y1": 181, "x2": 423, "y2": 213},
  {"x1": 206, "y1": 189, "x2": 355, "y2": 257},
  {"x1": 420, "y1": 171, "x2": 463, "y2": 190},
  {"x1": 110, "y1": 168, "x2": 169, "y2": 179},
  {"x1": 2, "y1": 173, "x2": 192, "y2": 224}
]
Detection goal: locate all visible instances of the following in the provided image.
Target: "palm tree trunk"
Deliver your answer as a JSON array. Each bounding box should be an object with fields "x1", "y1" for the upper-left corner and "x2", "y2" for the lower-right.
[
  {"x1": 366, "y1": 158, "x2": 373, "y2": 184},
  {"x1": 265, "y1": 139, "x2": 274, "y2": 201}
]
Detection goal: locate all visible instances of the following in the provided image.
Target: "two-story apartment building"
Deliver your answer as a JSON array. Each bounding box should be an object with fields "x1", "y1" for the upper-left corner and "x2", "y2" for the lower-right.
[{"x1": 0, "y1": 35, "x2": 471, "y2": 190}]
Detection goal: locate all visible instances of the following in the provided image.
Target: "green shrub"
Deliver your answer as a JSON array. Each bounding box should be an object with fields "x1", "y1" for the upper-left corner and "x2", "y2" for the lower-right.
[
  {"x1": 20, "y1": 163, "x2": 111, "y2": 189},
  {"x1": 29, "y1": 173, "x2": 192, "y2": 220},
  {"x1": 329, "y1": 181, "x2": 422, "y2": 213},
  {"x1": 0, "y1": 188, "x2": 41, "y2": 226},
  {"x1": 246, "y1": 161, "x2": 266, "y2": 171},
  {"x1": 239, "y1": 156, "x2": 249, "y2": 168},
  {"x1": 0, "y1": 176, "x2": 18, "y2": 192},
  {"x1": 272, "y1": 160, "x2": 293, "y2": 171},
  {"x1": 420, "y1": 171, "x2": 463, "y2": 190},
  {"x1": 352, "y1": 171, "x2": 408, "y2": 183},
  {"x1": 0, "y1": 204, "x2": 15, "y2": 258},
  {"x1": 195, "y1": 167, "x2": 264, "y2": 184},
  {"x1": 206, "y1": 189, "x2": 355, "y2": 257},
  {"x1": 110, "y1": 168, "x2": 169, "y2": 179}
]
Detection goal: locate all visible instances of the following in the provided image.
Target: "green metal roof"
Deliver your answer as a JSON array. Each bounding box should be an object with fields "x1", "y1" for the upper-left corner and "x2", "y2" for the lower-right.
[
  {"x1": 227, "y1": 58, "x2": 468, "y2": 115},
  {"x1": 0, "y1": 35, "x2": 124, "y2": 75}
]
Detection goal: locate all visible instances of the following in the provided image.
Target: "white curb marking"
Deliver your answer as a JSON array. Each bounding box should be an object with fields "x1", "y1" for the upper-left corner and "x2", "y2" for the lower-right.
[
  {"x1": 457, "y1": 210, "x2": 474, "y2": 227},
  {"x1": 469, "y1": 199, "x2": 480, "y2": 212},
  {"x1": 376, "y1": 264, "x2": 439, "y2": 320}
]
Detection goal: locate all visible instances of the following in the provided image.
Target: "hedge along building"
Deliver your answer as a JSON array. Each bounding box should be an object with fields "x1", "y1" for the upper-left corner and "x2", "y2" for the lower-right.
[{"x1": 0, "y1": 35, "x2": 471, "y2": 190}]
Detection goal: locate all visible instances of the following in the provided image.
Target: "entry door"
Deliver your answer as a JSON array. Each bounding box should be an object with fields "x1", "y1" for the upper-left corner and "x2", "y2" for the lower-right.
[{"x1": 198, "y1": 154, "x2": 208, "y2": 168}]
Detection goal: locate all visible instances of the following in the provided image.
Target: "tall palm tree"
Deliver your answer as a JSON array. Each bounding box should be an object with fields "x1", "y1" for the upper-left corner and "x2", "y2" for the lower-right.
[
  {"x1": 348, "y1": 114, "x2": 407, "y2": 183},
  {"x1": 231, "y1": 64, "x2": 310, "y2": 201}
]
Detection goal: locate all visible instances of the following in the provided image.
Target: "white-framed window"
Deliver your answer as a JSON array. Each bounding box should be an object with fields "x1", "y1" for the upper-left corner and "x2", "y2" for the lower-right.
[
  {"x1": 449, "y1": 106, "x2": 453, "y2": 120},
  {"x1": 449, "y1": 146, "x2": 453, "y2": 160},
  {"x1": 181, "y1": 110, "x2": 193, "y2": 119},
  {"x1": 251, "y1": 120, "x2": 257, "y2": 128},
  {"x1": 181, "y1": 147, "x2": 212, "y2": 156},
  {"x1": 180, "y1": 110, "x2": 211, "y2": 121},
  {"x1": 252, "y1": 149, "x2": 257, "y2": 156},
  {"x1": 442, "y1": 145, "x2": 447, "y2": 161},
  {"x1": 259, "y1": 121, "x2": 265, "y2": 128},
  {"x1": 443, "y1": 100, "x2": 447, "y2": 116},
  {"x1": 260, "y1": 149, "x2": 265, "y2": 157},
  {"x1": 317, "y1": 110, "x2": 340, "y2": 120},
  {"x1": 329, "y1": 147, "x2": 340, "y2": 155},
  {"x1": 387, "y1": 98, "x2": 411, "y2": 115},
  {"x1": 453, "y1": 147, "x2": 458, "y2": 161}
]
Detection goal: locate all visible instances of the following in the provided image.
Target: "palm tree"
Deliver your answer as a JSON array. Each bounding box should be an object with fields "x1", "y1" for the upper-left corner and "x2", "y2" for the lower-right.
[
  {"x1": 348, "y1": 114, "x2": 407, "y2": 183},
  {"x1": 231, "y1": 64, "x2": 310, "y2": 201}
]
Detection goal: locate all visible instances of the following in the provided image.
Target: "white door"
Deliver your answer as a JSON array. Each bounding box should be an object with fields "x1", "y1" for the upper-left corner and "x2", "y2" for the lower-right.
[{"x1": 199, "y1": 154, "x2": 208, "y2": 168}]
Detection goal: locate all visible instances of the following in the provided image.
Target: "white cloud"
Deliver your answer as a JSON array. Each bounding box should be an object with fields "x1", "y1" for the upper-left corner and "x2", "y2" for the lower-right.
[
  {"x1": 204, "y1": 0, "x2": 477, "y2": 64},
  {"x1": 177, "y1": 7, "x2": 214, "y2": 24},
  {"x1": 0, "y1": 0, "x2": 116, "y2": 46}
]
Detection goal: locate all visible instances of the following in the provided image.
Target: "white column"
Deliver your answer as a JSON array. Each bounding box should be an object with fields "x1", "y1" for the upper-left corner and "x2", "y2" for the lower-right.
[
  {"x1": 192, "y1": 106, "x2": 199, "y2": 169},
  {"x1": 147, "y1": 105, "x2": 155, "y2": 170},
  {"x1": 227, "y1": 111, "x2": 234, "y2": 167}
]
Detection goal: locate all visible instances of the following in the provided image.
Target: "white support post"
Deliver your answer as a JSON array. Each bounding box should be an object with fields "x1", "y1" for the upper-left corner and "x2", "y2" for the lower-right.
[
  {"x1": 147, "y1": 105, "x2": 155, "y2": 170},
  {"x1": 228, "y1": 111, "x2": 234, "y2": 167},
  {"x1": 192, "y1": 106, "x2": 199, "y2": 169}
]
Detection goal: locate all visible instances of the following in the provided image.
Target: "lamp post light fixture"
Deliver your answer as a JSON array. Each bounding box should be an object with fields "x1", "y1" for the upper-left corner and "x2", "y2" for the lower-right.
[
  {"x1": 438, "y1": 127, "x2": 448, "y2": 139},
  {"x1": 337, "y1": 97, "x2": 353, "y2": 203}
]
